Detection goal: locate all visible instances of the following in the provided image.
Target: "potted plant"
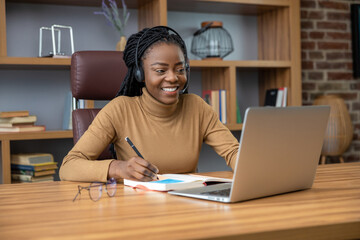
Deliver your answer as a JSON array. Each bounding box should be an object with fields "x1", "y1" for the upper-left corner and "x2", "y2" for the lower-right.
[{"x1": 94, "y1": 0, "x2": 130, "y2": 51}]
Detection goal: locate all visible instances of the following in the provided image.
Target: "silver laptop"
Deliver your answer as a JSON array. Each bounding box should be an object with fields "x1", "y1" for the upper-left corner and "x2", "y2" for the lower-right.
[{"x1": 168, "y1": 106, "x2": 330, "y2": 203}]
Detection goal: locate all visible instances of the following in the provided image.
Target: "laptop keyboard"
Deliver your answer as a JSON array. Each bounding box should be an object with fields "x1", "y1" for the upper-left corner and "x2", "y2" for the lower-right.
[{"x1": 200, "y1": 188, "x2": 231, "y2": 197}]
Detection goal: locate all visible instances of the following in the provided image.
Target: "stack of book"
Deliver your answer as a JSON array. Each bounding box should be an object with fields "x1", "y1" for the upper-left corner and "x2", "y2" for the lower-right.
[
  {"x1": 0, "y1": 111, "x2": 45, "y2": 133},
  {"x1": 264, "y1": 87, "x2": 288, "y2": 107},
  {"x1": 202, "y1": 90, "x2": 227, "y2": 124},
  {"x1": 11, "y1": 153, "x2": 57, "y2": 183}
]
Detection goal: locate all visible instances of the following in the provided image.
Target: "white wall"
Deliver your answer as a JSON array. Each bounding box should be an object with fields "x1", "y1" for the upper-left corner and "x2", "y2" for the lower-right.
[{"x1": 168, "y1": 11, "x2": 257, "y2": 60}]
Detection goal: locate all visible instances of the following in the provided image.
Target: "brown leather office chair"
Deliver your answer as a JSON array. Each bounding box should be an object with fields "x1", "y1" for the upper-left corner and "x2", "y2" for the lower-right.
[{"x1": 70, "y1": 51, "x2": 127, "y2": 159}]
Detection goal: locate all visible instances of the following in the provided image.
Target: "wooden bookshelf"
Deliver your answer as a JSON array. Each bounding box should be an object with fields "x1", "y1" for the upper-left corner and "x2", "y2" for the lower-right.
[{"x1": 0, "y1": 0, "x2": 302, "y2": 115}]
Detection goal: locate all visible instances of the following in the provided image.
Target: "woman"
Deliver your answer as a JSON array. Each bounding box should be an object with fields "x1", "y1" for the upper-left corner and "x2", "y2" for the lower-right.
[{"x1": 60, "y1": 26, "x2": 239, "y2": 182}]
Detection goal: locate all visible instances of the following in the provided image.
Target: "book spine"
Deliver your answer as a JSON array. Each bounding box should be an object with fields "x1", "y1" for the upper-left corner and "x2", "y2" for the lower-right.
[
  {"x1": 264, "y1": 89, "x2": 278, "y2": 106},
  {"x1": 11, "y1": 174, "x2": 32, "y2": 182},
  {"x1": 62, "y1": 91, "x2": 73, "y2": 130},
  {"x1": 11, "y1": 169, "x2": 35, "y2": 176},
  {"x1": 219, "y1": 90, "x2": 222, "y2": 123},
  {"x1": 275, "y1": 88, "x2": 284, "y2": 107},
  {"x1": 202, "y1": 90, "x2": 212, "y2": 105},
  {"x1": 282, "y1": 87, "x2": 288, "y2": 107},
  {"x1": 11, "y1": 153, "x2": 54, "y2": 165},
  {"x1": 236, "y1": 99, "x2": 242, "y2": 124},
  {"x1": 11, "y1": 164, "x2": 35, "y2": 171},
  {"x1": 221, "y1": 90, "x2": 227, "y2": 124},
  {"x1": 203, "y1": 90, "x2": 226, "y2": 123}
]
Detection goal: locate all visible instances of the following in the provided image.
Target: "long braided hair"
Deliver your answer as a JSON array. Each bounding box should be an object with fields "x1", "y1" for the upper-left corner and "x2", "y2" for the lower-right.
[
  {"x1": 110, "y1": 26, "x2": 189, "y2": 159},
  {"x1": 115, "y1": 26, "x2": 189, "y2": 97}
]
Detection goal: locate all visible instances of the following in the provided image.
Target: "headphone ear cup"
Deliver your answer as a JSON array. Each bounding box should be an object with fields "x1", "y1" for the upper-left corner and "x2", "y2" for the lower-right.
[
  {"x1": 185, "y1": 62, "x2": 190, "y2": 73},
  {"x1": 185, "y1": 62, "x2": 190, "y2": 79},
  {"x1": 134, "y1": 66, "x2": 144, "y2": 83}
]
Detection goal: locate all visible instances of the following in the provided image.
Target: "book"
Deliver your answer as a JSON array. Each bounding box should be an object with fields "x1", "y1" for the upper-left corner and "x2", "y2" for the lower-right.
[
  {"x1": 11, "y1": 153, "x2": 54, "y2": 165},
  {"x1": 124, "y1": 174, "x2": 232, "y2": 192},
  {"x1": 236, "y1": 101, "x2": 242, "y2": 124},
  {"x1": 282, "y1": 87, "x2": 288, "y2": 107},
  {"x1": 264, "y1": 89, "x2": 278, "y2": 106},
  {"x1": 11, "y1": 174, "x2": 54, "y2": 183},
  {"x1": 0, "y1": 115, "x2": 37, "y2": 126},
  {"x1": 11, "y1": 162, "x2": 58, "y2": 172},
  {"x1": 0, "y1": 125, "x2": 45, "y2": 133},
  {"x1": 52, "y1": 55, "x2": 71, "y2": 59},
  {"x1": 11, "y1": 169, "x2": 56, "y2": 177},
  {"x1": 0, "y1": 123, "x2": 35, "y2": 128},
  {"x1": 275, "y1": 88, "x2": 284, "y2": 107},
  {"x1": 202, "y1": 89, "x2": 227, "y2": 123},
  {"x1": 62, "y1": 91, "x2": 73, "y2": 130},
  {"x1": 0, "y1": 110, "x2": 29, "y2": 118},
  {"x1": 211, "y1": 90, "x2": 220, "y2": 119},
  {"x1": 264, "y1": 88, "x2": 287, "y2": 107},
  {"x1": 202, "y1": 90, "x2": 212, "y2": 105},
  {"x1": 220, "y1": 90, "x2": 227, "y2": 124}
]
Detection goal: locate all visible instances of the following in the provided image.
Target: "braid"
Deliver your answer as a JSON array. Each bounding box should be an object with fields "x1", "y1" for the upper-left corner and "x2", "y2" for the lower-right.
[
  {"x1": 111, "y1": 26, "x2": 188, "y2": 159},
  {"x1": 116, "y1": 26, "x2": 189, "y2": 97}
]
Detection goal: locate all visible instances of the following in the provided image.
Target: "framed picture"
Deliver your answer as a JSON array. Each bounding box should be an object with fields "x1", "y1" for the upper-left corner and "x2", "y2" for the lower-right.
[{"x1": 351, "y1": 4, "x2": 360, "y2": 78}]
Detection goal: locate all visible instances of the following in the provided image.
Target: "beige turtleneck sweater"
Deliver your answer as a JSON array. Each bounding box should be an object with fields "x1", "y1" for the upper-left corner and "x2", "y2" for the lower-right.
[{"x1": 60, "y1": 88, "x2": 239, "y2": 182}]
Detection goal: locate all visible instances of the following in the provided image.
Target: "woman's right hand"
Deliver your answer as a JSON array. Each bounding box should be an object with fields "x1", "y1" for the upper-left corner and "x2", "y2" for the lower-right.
[{"x1": 108, "y1": 157, "x2": 159, "y2": 182}]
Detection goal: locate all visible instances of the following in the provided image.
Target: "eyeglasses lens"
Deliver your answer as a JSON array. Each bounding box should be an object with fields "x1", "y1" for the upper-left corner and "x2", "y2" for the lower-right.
[
  {"x1": 89, "y1": 183, "x2": 103, "y2": 201},
  {"x1": 106, "y1": 178, "x2": 117, "y2": 197}
]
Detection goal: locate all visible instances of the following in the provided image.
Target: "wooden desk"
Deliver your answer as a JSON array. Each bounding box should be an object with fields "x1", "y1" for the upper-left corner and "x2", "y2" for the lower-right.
[{"x1": 0, "y1": 163, "x2": 359, "y2": 239}]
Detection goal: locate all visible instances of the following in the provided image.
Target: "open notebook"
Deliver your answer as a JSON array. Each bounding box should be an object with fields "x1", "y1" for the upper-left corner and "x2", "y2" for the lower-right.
[{"x1": 124, "y1": 174, "x2": 232, "y2": 191}]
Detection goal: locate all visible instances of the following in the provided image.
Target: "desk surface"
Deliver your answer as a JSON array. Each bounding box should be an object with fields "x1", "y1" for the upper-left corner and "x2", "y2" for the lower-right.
[{"x1": 0, "y1": 163, "x2": 359, "y2": 240}]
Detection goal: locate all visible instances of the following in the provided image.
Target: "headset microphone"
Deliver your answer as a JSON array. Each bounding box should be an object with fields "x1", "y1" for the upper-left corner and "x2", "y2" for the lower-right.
[{"x1": 179, "y1": 63, "x2": 190, "y2": 94}]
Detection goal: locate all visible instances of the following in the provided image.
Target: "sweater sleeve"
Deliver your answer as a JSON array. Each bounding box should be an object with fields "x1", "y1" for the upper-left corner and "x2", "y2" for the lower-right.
[
  {"x1": 60, "y1": 105, "x2": 118, "y2": 182},
  {"x1": 201, "y1": 99, "x2": 239, "y2": 170}
]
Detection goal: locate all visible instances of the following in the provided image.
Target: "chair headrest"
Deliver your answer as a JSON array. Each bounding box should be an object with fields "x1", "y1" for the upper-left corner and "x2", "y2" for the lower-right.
[{"x1": 71, "y1": 51, "x2": 127, "y2": 100}]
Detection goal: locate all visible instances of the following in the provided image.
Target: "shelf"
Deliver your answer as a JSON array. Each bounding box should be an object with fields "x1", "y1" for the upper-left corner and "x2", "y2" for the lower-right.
[
  {"x1": 7, "y1": 0, "x2": 290, "y2": 15},
  {"x1": 189, "y1": 60, "x2": 291, "y2": 68},
  {"x1": 167, "y1": 0, "x2": 290, "y2": 15},
  {"x1": 6, "y1": 0, "x2": 141, "y2": 8},
  {"x1": 0, "y1": 130, "x2": 73, "y2": 141},
  {"x1": 0, "y1": 57, "x2": 71, "y2": 69},
  {"x1": 0, "y1": 57, "x2": 291, "y2": 70},
  {"x1": 226, "y1": 123, "x2": 243, "y2": 131}
]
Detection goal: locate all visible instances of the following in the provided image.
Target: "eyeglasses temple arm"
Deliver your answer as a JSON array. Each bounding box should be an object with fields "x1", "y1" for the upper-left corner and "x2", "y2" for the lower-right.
[{"x1": 72, "y1": 186, "x2": 82, "y2": 202}]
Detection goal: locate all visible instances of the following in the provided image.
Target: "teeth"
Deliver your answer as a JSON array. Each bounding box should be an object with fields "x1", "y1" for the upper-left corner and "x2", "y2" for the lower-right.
[{"x1": 162, "y1": 87, "x2": 177, "y2": 92}]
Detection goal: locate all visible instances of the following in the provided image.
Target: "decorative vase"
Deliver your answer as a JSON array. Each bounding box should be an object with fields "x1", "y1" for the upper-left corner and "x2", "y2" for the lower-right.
[
  {"x1": 313, "y1": 95, "x2": 353, "y2": 164},
  {"x1": 191, "y1": 21, "x2": 234, "y2": 60},
  {"x1": 116, "y1": 36, "x2": 127, "y2": 51}
]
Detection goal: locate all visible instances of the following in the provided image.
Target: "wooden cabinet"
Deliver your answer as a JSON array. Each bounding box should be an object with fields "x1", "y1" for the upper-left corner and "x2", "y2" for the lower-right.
[{"x1": 0, "y1": 0, "x2": 301, "y2": 183}]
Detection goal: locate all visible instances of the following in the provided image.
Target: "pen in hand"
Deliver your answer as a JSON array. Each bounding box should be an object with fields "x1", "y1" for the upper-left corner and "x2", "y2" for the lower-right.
[
  {"x1": 125, "y1": 137, "x2": 159, "y2": 180},
  {"x1": 125, "y1": 137, "x2": 144, "y2": 159}
]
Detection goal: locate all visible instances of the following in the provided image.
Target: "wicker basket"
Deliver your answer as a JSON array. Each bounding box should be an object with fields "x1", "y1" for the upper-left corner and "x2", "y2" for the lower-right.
[{"x1": 314, "y1": 95, "x2": 353, "y2": 164}]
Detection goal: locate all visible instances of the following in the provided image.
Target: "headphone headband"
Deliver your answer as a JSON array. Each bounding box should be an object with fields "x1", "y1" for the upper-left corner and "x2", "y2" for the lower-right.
[{"x1": 134, "y1": 26, "x2": 190, "y2": 94}]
